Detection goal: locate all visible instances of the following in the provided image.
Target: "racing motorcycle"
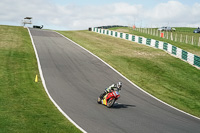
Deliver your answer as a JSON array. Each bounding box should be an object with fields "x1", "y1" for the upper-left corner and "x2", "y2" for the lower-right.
[{"x1": 97, "y1": 90, "x2": 120, "y2": 108}]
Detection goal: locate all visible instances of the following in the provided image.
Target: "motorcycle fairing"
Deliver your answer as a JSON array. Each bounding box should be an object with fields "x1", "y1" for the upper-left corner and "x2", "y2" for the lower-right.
[{"x1": 102, "y1": 94, "x2": 108, "y2": 105}]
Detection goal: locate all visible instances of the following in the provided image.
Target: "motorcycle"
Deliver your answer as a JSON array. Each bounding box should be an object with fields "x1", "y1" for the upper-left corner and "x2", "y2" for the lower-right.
[{"x1": 97, "y1": 90, "x2": 120, "y2": 108}]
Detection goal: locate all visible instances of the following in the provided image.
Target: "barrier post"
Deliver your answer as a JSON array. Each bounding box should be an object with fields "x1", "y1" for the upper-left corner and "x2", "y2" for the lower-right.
[
  {"x1": 198, "y1": 37, "x2": 200, "y2": 46},
  {"x1": 160, "y1": 32, "x2": 164, "y2": 38}
]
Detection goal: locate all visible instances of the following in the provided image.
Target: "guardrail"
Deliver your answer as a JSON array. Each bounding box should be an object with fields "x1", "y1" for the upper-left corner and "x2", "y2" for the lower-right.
[{"x1": 92, "y1": 27, "x2": 200, "y2": 69}]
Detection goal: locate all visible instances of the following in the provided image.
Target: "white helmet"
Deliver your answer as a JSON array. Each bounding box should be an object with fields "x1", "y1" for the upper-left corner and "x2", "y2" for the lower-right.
[{"x1": 117, "y1": 82, "x2": 122, "y2": 90}]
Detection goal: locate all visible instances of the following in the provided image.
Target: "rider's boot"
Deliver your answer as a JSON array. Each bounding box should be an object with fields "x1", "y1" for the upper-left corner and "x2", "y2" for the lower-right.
[{"x1": 100, "y1": 91, "x2": 106, "y2": 100}]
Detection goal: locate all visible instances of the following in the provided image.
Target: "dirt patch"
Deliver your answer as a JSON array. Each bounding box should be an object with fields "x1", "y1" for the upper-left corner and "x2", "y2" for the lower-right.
[{"x1": 114, "y1": 28, "x2": 129, "y2": 33}]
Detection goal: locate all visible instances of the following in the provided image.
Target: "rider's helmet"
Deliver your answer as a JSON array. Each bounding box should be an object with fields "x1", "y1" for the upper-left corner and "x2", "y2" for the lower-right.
[{"x1": 117, "y1": 82, "x2": 122, "y2": 90}]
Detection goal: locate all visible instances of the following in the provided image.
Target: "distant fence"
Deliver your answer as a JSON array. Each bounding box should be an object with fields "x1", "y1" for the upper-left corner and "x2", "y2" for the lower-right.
[
  {"x1": 135, "y1": 28, "x2": 200, "y2": 46},
  {"x1": 92, "y1": 27, "x2": 200, "y2": 69}
]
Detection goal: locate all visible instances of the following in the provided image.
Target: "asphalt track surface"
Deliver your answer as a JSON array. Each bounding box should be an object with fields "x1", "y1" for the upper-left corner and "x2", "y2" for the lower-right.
[{"x1": 29, "y1": 28, "x2": 200, "y2": 133}]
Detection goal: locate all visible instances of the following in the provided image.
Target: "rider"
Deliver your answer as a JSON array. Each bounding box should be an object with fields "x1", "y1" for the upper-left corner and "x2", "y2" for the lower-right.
[{"x1": 100, "y1": 82, "x2": 122, "y2": 100}]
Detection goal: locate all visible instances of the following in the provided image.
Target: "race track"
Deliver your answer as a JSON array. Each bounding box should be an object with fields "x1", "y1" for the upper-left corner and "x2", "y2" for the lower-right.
[{"x1": 29, "y1": 28, "x2": 200, "y2": 133}]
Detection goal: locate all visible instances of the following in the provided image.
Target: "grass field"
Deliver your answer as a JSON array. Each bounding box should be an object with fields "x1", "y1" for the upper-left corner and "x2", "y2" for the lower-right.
[
  {"x1": 174, "y1": 27, "x2": 199, "y2": 33},
  {"x1": 0, "y1": 25, "x2": 81, "y2": 133},
  {"x1": 58, "y1": 30, "x2": 200, "y2": 118},
  {"x1": 1, "y1": 24, "x2": 199, "y2": 132},
  {"x1": 110, "y1": 27, "x2": 200, "y2": 56}
]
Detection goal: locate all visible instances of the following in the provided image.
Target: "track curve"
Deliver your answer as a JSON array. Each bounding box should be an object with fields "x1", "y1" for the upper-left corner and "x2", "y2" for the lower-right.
[{"x1": 29, "y1": 28, "x2": 200, "y2": 133}]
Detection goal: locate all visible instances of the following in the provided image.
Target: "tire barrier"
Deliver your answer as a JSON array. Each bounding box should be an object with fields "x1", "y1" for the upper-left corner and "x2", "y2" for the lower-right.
[{"x1": 92, "y1": 27, "x2": 200, "y2": 69}]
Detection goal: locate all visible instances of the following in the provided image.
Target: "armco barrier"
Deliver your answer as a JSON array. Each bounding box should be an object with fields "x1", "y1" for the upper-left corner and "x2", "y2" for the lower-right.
[{"x1": 92, "y1": 27, "x2": 200, "y2": 69}]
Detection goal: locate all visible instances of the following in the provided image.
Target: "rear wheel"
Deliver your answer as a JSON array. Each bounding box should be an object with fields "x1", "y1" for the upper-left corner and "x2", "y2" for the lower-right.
[{"x1": 107, "y1": 98, "x2": 115, "y2": 108}]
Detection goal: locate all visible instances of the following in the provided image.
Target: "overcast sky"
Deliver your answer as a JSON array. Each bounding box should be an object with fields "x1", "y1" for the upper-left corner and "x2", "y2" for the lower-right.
[{"x1": 0, "y1": 0, "x2": 200, "y2": 30}]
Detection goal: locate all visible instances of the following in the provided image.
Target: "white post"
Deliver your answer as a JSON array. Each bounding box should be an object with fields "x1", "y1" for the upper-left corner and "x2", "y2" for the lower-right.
[
  {"x1": 198, "y1": 37, "x2": 200, "y2": 46},
  {"x1": 160, "y1": 31, "x2": 161, "y2": 37},
  {"x1": 163, "y1": 32, "x2": 165, "y2": 38},
  {"x1": 186, "y1": 35, "x2": 188, "y2": 44},
  {"x1": 180, "y1": 34, "x2": 182, "y2": 42},
  {"x1": 192, "y1": 36, "x2": 194, "y2": 45},
  {"x1": 171, "y1": 32, "x2": 173, "y2": 40},
  {"x1": 167, "y1": 32, "x2": 168, "y2": 39},
  {"x1": 175, "y1": 33, "x2": 177, "y2": 42}
]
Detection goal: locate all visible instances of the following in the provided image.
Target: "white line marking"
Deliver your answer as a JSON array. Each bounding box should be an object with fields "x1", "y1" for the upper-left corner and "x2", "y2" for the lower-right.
[
  {"x1": 27, "y1": 28, "x2": 87, "y2": 133},
  {"x1": 56, "y1": 31, "x2": 200, "y2": 121}
]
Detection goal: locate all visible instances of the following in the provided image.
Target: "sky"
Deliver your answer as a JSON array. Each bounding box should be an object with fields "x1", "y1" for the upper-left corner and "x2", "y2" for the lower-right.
[{"x1": 0, "y1": 0, "x2": 200, "y2": 30}]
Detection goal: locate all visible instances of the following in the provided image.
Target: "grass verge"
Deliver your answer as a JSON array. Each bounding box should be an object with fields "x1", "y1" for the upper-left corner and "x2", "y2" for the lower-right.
[
  {"x1": 110, "y1": 27, "x2": 200, "y2": 56},
  {"x1": 58, "y1": 30, "x2": 200, "y2": 118},
  {"x1": 0, "y1": 25, "x2": 81, "y2": 133}
]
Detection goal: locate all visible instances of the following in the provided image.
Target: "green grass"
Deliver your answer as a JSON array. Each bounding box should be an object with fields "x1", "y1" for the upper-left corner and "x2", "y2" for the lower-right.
[
  {"x1": 110, "y1": 27, "x2": 200, "y2": 56},
  {"x1": 0, "y1": 25, "x2": 81, "y2": 133},
  {"x1": 58, "y1": 30, "x2": 200, "y2": 118},
  {"x1": 175, "y1": 27, "x2": 197, "y2": 32}
]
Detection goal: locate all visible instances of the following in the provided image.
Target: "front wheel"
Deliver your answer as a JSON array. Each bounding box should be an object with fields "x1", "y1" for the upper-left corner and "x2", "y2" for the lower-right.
[{"x1": 107, "y1": 98, "x2": 115, "y2": 108}]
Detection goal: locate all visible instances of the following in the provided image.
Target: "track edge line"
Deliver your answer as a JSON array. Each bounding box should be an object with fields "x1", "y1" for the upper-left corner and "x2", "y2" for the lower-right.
[
  {"x1": 27, "y1": 28, "x2": 87, "y2": 133},
  {"x1": 56, "y1": 31, "x2": 200, "y2": 121}
]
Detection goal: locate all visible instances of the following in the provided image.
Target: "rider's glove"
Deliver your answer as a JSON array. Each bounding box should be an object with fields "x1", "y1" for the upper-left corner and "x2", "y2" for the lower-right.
[{"x1": 104, "y1": 89, "x2": 108, "y2": 93}]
